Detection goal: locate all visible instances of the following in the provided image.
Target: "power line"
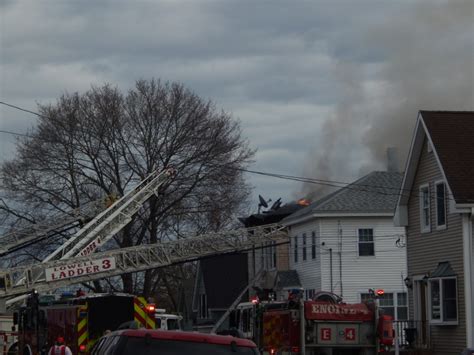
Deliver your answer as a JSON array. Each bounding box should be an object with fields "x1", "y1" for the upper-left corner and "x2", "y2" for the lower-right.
[
  {"x1": 0, "y1": 99, "x2": 458, "y2": 202},
  {"x1": 0, "y1": 129, "x2": 32, "y2": 138},
  {"x1": 0, "y1": 101, "x2": 44, "y2": 118}
]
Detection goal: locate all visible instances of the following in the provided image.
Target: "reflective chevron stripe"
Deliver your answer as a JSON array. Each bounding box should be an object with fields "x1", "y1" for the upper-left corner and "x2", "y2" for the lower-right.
[
  {"x1": 134, "y1": 297, "x2": 155, "y2": 329},
  {"x1": 77, "y1": 304, "x2": 88, "y2": 351}
]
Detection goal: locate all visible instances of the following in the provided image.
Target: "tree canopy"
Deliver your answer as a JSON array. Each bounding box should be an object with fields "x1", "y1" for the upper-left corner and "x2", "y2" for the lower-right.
[{"x1": 1, "y1": 79, "x2": 254, "y2": 305}]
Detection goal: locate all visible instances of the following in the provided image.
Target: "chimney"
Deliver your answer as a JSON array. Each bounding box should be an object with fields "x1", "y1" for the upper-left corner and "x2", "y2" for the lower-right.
[{"x1": 386, "y1": 147, "x2": 399, "y2": 173}]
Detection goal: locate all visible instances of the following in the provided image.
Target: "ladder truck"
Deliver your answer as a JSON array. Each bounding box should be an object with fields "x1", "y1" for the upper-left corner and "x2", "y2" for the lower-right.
[
  {"x1": 0, "y1": 197, "x2": 115, "y2": 355},
  {"x1": 0, "y1": 166, "x2": 177, "y2": 354},
  {"x1": 0, "y1": 166, "x2": 289, "y2": 354},
  {"x1": 1, "y1": 223, "x2": 287, "y2": 355}
]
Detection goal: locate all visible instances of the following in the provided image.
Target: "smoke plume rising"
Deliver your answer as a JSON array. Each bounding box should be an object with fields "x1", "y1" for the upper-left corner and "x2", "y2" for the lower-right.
[{"x1": 300, "y1": 0, "x2": 474, "y2": 200}]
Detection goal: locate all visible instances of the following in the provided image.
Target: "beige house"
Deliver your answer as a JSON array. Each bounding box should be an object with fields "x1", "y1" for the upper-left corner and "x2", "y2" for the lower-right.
[{"x1": 395, "y1": 111, "x2": 474, "y2": 354}]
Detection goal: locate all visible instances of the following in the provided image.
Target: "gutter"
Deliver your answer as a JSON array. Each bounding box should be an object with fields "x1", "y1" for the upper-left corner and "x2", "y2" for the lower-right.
[{"x1": 283, "y1": 212, "x2": 394, "y2": 227}]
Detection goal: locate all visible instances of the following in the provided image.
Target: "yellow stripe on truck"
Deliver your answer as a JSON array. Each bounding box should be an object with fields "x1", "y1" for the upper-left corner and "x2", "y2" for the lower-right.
[
  {"x1": 134, "y1": 297, "x2": 155, "y2": 329},
  {"x1": 77, "y1": 304, "x2": 88, "y2": 351}
]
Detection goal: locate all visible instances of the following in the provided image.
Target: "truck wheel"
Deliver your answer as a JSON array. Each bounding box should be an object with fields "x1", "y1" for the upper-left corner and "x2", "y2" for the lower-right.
[
  {"x1": 7, "y1": 342, "x2": 18, "y2": 355},
  {"x1": 22, "y1": 344, "x2": 33, "y2": 355}
]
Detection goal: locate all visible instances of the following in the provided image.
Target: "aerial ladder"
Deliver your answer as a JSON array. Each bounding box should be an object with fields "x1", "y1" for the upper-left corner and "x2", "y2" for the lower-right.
[
  {"x1": 43, "y1": 167, "x2": 177, "y2": 261},
  {"x1": 0, "y1": 223, "x2": 287, "y2": 298},
  {"x1": 1, "y1": 167, "x2": 176, "y2": 307},
  {"x1": 0, "y1": 199, "x2": 105, "y2": 258}
]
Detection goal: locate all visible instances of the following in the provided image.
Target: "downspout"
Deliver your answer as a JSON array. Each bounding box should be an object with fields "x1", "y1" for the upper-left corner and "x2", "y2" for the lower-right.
[
  {"x1": 338, "y1": 221, "x2": 343, "y2": 298},
  {"x1": 463, "y1": 212, "x2": 474, "y2": 347},
  {"x1": 329, "y1": 248, "x2": 333, "y2": 293}
]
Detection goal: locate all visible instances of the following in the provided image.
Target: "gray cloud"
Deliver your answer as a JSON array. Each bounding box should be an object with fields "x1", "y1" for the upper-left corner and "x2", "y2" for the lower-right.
[{"x1": 1, "y1": 0, "x2": 473, "y2": 210}]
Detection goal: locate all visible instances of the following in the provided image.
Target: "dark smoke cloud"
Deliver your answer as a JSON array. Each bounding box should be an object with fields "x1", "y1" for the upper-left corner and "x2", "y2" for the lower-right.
[{"x1": 300, "y1": 0, "x2": 474, "y2": 200}]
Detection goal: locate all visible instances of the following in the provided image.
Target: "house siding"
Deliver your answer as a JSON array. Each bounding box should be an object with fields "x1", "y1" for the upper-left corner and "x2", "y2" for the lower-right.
[
  {"x1": 247, "y1": 233, "x2": 292, "y2": 294},
  {"x1": 288, "y1": 221, "x2": 322, "y2": 297},
  {"x1": 289, "y1": 217, "x2": 406, "y2": 305},
  {"x1": 406, "y1": 138, "x2": 466, "y2": 355}
]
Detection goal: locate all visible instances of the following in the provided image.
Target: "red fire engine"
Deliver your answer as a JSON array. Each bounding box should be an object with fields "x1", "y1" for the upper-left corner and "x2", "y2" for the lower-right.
[{"x1": 230, "y1": 290, "x2": 394, "y2": 355}]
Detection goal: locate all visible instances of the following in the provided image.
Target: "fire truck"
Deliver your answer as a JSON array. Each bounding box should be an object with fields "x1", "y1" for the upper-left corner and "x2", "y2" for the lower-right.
[
  {"x1": 229, "y1": 291, "x2": 394, "y2": 355},
  {"x1": 13, "y1": 292, "x2": 155, "y2": 354},
  {"x1": 0, "y1": 166, "x2": 289, "y2": 354}
]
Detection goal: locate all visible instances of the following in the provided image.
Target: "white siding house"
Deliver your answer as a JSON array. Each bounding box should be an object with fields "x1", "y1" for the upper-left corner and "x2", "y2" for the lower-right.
[{"x1": 283, "y1": 171, "x2": 409, "y2": 320}]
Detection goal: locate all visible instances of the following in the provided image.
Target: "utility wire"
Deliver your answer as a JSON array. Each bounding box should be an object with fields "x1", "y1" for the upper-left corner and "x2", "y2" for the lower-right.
[
  {"x1": 0, "y1": 100, "x2": 458, "y2": 202},
  {"x1": 0, "y1": 101, "x2": 45, "y2": 118}
]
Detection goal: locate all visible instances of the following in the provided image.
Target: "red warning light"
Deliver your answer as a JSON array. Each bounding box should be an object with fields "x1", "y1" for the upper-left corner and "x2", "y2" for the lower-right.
[
  {"x1": 79, "y1": 344, "x2": 86, "y2": 352},
  {"x1": 376, "y1": 289, "x2": 385, "y2": 297},
  {"x1": 250, "y1": 296, "x2": 259, "y2": 305},
  {"x1": 146, "y1": 304, "x2": 156, "y2": 313}
]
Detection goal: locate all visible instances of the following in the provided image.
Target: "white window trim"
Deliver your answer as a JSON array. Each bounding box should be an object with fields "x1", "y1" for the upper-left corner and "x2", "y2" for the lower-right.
[
  {"x1": 419, "y1": 183, "x2": 431, "y2": 233},
  {"x1": 357, "y1": 228, "x2": 375, "y2": 257},
  {"x1": 434, "y1": 180, "x2": 447, "y2": 230},
  {"x1": 428, "y1": 276, "x2": 458, "y2": 325}
]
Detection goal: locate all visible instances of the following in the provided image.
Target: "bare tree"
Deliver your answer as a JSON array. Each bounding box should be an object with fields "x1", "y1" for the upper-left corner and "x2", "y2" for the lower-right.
[{"x1": 0, "y1": 79, "x2": 254, "y2": 305}]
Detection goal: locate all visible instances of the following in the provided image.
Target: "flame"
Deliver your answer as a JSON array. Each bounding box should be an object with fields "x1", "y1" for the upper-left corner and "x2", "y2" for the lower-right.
[{"x1": 297, "y1": 198, "x2": 310, "y2": 206}]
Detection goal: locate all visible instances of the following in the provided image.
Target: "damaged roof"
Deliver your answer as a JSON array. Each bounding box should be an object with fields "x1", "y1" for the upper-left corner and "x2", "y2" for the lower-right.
[{"x1": 283, "y1": 171, "x2": 403, "y2": 224}]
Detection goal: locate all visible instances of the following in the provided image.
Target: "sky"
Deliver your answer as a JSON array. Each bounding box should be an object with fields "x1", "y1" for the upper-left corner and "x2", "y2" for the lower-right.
[{"x1": 0, "y1": 0, "x2": 473, "y2": 213}]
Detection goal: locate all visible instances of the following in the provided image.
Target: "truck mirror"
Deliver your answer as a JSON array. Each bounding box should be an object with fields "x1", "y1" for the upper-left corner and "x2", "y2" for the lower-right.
[{"x1": 13, "y1": 312, "x2": 18, "y2": 325}]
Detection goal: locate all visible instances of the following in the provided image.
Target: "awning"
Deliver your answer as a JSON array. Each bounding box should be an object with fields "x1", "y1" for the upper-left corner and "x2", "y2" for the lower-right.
[{"x1": 430, "y1": 261, "x2": 456, "y2": 278}]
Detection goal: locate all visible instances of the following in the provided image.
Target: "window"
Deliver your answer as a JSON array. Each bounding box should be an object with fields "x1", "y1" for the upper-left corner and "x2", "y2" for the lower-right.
[
  {"x1": 360, "y1": 292, "x2": 408, "y2": 320},
  {"x1": 397, "y1": 292, "x2": 408, "y2": 320},
  {"x1": 358, "y1": 229, "x2": 374, "y2": 256},
  {"x1": 435, "y1": 182, "x2": 446, "y2": 228},
  {"x1": 198, "y1": 294, "x2": 207, "y2": 319},
  {"x1": 305, "y1": 289, "x2": 316, "y2": 300},
  {"x1": 302, "y1": 233, "x2": 307, "y2": 261},
  {"x1": 294, "y1": 236, "x2": 298, "y2": 263},
  {"x1": 420, "y1": 184, "x2": 431, "y2": 232},
  {"x1": 429, "y1": 277, "x2": 458, "y2": 324},
  {"x1": 311, "y1": 231, "x2": 316, "y2": 259},
  {"x1": 379, "y1": 293, "x2": 395, "y2": 317}
]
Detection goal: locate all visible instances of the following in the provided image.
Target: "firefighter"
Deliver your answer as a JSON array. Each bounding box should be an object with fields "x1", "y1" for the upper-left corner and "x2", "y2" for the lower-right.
[{"x1": 48, "y1": 337, "x2": 72, "y2": 355}]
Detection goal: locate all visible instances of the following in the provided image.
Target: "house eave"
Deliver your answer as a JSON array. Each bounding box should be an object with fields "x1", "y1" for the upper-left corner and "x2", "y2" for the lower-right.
[
  {"x1": 284, "y1": 212, "x2": 394, "y2": 226},
  {"x1": 394, "y1": 205, "x2": 408, "y2": 226},
  {"x1": 311, "y1": 212, "x2": 394, "y2": 218},
  {"x1": 396, "y1": 113, "x2": 424, "y2": 210}
]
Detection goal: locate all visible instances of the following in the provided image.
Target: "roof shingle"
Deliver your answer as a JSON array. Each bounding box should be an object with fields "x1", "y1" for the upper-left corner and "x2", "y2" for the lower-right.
[
  {"x1": 283, "y1": 171, "x2": 403, "y2": 223},
  {"x1": 421, "y1": 111, "x2": 474, "y2": 204}
]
